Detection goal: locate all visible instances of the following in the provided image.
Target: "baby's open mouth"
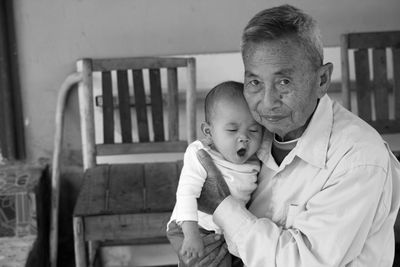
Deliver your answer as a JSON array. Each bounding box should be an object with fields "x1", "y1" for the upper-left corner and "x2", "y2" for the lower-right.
[{"x1": 237, "y1": 148, "x2": 246, "y2": 157}]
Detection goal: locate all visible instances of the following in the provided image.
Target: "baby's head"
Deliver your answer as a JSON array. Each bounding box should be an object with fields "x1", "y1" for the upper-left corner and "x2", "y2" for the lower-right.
[{"x1": 202, "y1": 81, "x2": 263, "y2": 164}]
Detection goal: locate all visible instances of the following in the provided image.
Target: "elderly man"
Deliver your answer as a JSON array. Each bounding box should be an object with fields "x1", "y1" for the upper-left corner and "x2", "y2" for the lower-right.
[{"x1": 168, "y1": 4, "x2": 400, "y2": 267}]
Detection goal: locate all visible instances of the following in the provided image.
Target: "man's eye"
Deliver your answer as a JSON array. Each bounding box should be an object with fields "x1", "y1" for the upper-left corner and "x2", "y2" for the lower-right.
[
  {"x1": 279, "y1": 79, "x2": 290, "y2": 86},
  {"x1": 226, "y1": 129, "x2": 237, "y2": 132},
  {"x1": 249, "y1": 80, "x2": 260, "y2": 86}
]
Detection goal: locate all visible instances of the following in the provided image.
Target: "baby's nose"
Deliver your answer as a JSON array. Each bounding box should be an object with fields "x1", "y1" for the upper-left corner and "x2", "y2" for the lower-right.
[{"x1": 238, "y1": 136, "x2": 249, "y2": 143}]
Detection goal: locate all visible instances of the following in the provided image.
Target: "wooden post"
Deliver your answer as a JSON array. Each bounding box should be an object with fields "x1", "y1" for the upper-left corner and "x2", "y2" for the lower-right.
[
  {"x1": 77, "y1": 59, "x2": 96, "y2": 170},
  {"x1": 167, "y1": 68, "x2": 179, "y2": 141},
  {"x1": 0, "y1": 0, "x2": 16, "y2": 160},
  {"x1": 186, "y1": 58, "x2": 197, "y2": 143},
  {"x1": 73, "y1": 217, "x2": 87, "y2": 267},
  {"x1": 4, "y1": 0, "x2": 25, "y2": 159}
]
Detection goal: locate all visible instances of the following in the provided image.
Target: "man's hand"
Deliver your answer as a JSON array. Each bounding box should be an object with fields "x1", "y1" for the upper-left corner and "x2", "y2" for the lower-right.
[
  {"x1": 166, "y1": 221, "x2": 228, "y2": 267},
  {"x1": 196, "y1": 149, "x2": 230, "y2": 214}
]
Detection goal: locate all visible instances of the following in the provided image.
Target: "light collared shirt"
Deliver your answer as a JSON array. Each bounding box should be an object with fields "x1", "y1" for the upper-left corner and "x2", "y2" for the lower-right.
[{"x1": 214, "y1": 94, "x2": 400, "y2": 267}]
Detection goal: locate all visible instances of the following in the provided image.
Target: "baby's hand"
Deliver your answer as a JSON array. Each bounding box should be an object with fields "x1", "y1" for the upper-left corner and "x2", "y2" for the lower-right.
[{"x1": 180, "y1": 235, "x2": 204, "y2": 264}]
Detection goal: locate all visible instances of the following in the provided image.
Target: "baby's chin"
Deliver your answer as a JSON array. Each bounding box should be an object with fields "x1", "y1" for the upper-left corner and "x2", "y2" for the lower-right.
[{"x1": 225, "y1": 153, "x2": 250, "y2": 164}]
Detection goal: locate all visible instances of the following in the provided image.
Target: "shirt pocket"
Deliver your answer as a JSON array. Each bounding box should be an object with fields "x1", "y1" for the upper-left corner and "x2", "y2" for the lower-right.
[{"x1": 285, "y1": 203, "x2": 306, "y2": 229}]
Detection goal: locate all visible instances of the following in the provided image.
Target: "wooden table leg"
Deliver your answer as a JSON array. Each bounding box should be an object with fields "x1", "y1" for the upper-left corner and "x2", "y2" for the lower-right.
[{"x1": 73, "y1": 216, "x2": 87, "y2": 267}]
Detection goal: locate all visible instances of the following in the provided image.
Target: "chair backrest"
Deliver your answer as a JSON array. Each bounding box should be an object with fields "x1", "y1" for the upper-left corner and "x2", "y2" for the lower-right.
[
  {"x1": 341, "y1": 31, "x2": 400, "y2": 134},
  {"x1": 77, "y1": 57, "x2": 197, "y2": 170}
]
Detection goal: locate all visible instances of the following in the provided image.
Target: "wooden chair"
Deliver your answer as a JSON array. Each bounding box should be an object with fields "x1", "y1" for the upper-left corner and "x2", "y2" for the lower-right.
[
  {"x1": 340, "y1": 31, "x2": 400, "y2": 134},
  {"x1": 341, "y1": 31, "x2": 400, "y2": 258},
  {"x1": 72, "y1": 57, "x2": 196, "y2": 267}
]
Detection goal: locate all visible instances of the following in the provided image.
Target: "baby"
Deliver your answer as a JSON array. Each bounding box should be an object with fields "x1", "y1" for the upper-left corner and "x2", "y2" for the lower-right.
[{"x1": 167, "y1": 81, "x2": 263, "y2": 266}]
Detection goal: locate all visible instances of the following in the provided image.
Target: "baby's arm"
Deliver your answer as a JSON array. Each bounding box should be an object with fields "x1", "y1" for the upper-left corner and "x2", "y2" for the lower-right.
[{"x1": 180, "y1": 221, "x2": 204, "y2": 262}]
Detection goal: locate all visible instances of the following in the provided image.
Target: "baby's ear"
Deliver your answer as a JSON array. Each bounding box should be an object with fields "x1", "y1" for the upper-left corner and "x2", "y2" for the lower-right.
[{"x1": 200, "y1": 122, "x2": 212, "y2": 138}]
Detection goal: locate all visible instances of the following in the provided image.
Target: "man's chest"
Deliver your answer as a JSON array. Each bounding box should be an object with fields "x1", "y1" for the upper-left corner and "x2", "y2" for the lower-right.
[{"x1": 249, "y1": 159, "x2": 331, "y2": 227}]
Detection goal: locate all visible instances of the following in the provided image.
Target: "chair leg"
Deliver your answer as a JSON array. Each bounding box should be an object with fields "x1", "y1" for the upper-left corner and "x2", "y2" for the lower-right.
[
  {"x1": 88, "y1": 241, "x2": 100, "y2": 267},
  {"x1": 73, "y1": 216, "x2": 87, "y2": 267}
]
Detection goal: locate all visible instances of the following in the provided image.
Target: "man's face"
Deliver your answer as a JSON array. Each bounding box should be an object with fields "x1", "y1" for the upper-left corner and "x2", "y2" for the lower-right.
[{"x1": 243, "y1": 38, "x2": 326, "y2": 141}]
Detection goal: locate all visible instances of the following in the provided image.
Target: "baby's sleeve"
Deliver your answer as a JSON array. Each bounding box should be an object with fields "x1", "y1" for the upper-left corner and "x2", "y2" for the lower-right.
[{"x1": 173, "y1": 143, "x2": 208, "y2": 223}]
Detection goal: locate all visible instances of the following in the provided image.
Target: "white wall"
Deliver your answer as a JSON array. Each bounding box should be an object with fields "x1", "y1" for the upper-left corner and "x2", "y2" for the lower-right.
[{"x1": 13, "y1": 0, "x2": 400, "y2": 161}]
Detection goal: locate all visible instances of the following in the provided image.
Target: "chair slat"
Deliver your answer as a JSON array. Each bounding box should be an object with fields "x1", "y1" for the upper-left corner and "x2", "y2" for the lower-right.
[
  {"x1": 372, "y1": 48, "x2": 389, "y2": 120},
  {"x1": 149, "y1": 69, "x2": 164, "y2": 141},
  {"x1": 96, "y1": 141, "x2": 188, "y2": 155},
  {"x1": 117, "y1": 70, "x2": 133, "y2": 143},
  {"x1": 340, "y1": 34, "x2": 351, "y2": 109},
  {"x1": 132, "y1": 70, "x2": 149, "y2": 142},
  {"x1": 186, "y1": 58, "x2": 197, "y2": 143},
  {"x1": 354, "y1": 49, "x2": 372, "y2": 121},
  {"x1": 347, "y1": 31, "x2": 400, "y2": 49},
  {"x1": 393, "y1": 48, "x2": 400, "y2": 120},
  {"x1": 84, "y1": 213, "x2": 172, "y2": 241},
  {"x1": 91, "y1": 57, "x2": 189, "y2": 71},
  {"x1": 369, "y1": 119, "x2": 400, "y2": 134},
  {"x1": 101, "y1": 71, "x2": 114, "y2": 144},
  {"x1": 167, "y1": 68, "x2": 179, "y2": 141}
]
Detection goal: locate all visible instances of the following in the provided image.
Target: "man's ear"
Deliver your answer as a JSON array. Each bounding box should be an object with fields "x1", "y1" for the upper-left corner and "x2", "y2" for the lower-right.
[
  {"x1": 317, "y1": 62, "x2": 333, "y2": 97},
  {"x1": 201, "y1": 122, "x2": 212, "y2": 137}
]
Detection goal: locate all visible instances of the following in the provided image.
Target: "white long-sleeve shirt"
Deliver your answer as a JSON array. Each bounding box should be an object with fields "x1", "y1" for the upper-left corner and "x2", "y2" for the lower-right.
[
  {"x1": 170, "y1": 140, "x2": 260, "y2": 233},
  {"x1": 214, "y1": 94, "x2": 400, "y2": 267}
]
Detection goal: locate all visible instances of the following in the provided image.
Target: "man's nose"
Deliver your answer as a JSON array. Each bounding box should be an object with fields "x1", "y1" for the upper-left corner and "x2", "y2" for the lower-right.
[{"x1": 261, "y1": 85, "x2": 281, "y2": 109}]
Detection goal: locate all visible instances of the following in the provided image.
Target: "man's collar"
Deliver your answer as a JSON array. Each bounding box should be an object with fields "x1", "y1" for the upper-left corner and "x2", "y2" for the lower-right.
[{"x1": 295, "y1": 94, "x2": 333, "y2": 168}]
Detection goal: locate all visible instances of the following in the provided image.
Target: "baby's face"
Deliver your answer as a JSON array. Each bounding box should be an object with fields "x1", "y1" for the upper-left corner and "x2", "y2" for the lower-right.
[{"x1": 208, "y1": 97, "x2": 263, "y2": 164}]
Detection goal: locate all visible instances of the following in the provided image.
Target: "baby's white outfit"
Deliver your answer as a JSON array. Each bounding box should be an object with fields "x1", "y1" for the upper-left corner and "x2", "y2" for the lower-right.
[{"x1": 169, "y1": 140, "x2": 260, "y2": 256}]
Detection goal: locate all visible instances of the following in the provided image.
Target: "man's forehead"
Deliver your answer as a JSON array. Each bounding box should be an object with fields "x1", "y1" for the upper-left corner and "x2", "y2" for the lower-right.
[{"x1": 244, "y1": 66, "x2": 296, "y2": 77}]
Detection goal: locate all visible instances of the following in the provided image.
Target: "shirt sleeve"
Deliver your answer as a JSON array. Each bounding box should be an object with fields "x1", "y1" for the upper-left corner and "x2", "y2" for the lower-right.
[
  {"x1": 214, "y1": 164, "x2": 391, "y2": 267},
  {"x1": 173, "y1": 143, "x2": 207, "y2": 223}
]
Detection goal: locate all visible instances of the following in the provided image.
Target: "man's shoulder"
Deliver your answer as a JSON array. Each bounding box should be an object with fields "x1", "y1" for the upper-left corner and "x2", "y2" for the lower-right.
[{"x1": 329, "y1": 102, "x2": 389, "y2": 167}]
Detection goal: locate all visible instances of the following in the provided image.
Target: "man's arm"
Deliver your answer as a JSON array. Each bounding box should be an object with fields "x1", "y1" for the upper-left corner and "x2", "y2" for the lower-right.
[
  {"x1": 213, "y1": 166, "x2": 392, "y2": 266},
  {"x1": 196, "y1": 149, "x2": 230, "y2": 214},
  {"x1": 196, "y1": 148, "x2": 397, "y2": 266}
]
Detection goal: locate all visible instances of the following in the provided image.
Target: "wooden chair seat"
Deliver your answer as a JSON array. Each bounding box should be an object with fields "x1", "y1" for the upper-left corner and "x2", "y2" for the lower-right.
[{"x1": 74, "y1": 162, "x2": 182, "y2": 245}]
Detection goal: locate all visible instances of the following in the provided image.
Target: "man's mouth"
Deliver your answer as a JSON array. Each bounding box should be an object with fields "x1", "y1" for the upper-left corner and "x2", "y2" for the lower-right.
[
  {"x1": 264, "y1": 115, "x2": 287, "y2": 122},
  {"x1": 237, "y1": 148, "x2": 246, "y2": 157}
]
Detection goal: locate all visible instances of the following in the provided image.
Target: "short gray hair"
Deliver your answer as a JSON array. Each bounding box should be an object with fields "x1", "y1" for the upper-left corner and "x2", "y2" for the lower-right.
[{"x1": 241, "y1": 4, "x2": 323, "y2": 69}]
